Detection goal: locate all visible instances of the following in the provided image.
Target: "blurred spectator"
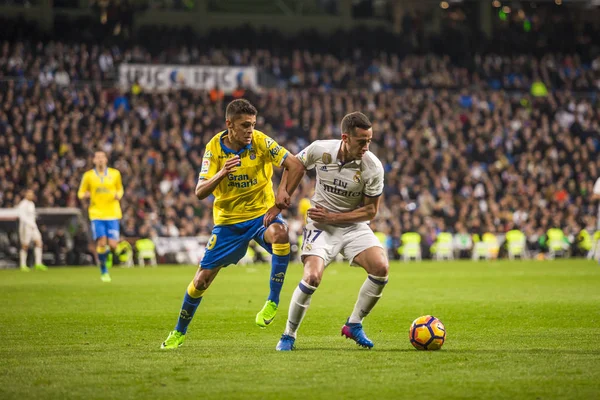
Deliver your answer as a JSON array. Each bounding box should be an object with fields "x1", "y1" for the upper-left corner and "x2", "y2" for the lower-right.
[
  {"x1": 48, "y1": 228, "x2": 69, "y2": 265},
  {"x1": 453, "y1": 223, "x2": 472, "y2": 259},
  {"x1": 209, "y1": 84, "x2": 224, "y2": 103}
]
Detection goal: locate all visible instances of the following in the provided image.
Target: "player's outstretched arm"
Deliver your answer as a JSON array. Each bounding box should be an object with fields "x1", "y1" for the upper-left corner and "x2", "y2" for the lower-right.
[
  {"x1": 195, "y1": 155, "x2": 240, "y2": 200},
  {"x1": 308, "y1": 195, "x2": 381, "y2": 224},
  {"x1": 276, "y1": 156, "x2": 305, "y2": 209}
]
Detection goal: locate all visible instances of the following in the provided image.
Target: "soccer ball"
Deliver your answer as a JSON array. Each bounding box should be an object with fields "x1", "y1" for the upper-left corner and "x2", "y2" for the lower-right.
[{"x1": 409, "y1": 315, "x2": 446, "y2": 350}]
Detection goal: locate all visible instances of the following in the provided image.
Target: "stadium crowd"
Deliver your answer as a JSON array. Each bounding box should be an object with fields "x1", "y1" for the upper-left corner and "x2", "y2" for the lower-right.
[
  {"x1": 0, "y1": 16, "x2": 599, "y2": 263},
  {"x1": 2, "y1": 34, "x2": 600, "y2": 92}
]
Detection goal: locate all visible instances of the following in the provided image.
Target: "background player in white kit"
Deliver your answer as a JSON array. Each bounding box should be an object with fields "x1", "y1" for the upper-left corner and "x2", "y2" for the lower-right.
[
  {"x1": 594, "y1": 176, "x2": 600, "y2": 231},
  {"x1": 274, "y1": 112, "x2": 389, "y2": 351},
  {"x1": 17, "y1": 190, "x2": 47, "y2": 272}
]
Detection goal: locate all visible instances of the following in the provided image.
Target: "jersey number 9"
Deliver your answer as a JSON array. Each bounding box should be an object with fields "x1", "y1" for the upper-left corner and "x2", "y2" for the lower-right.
[{"x1": 206, "y1": 234, "x2": 217, "y2": 250}]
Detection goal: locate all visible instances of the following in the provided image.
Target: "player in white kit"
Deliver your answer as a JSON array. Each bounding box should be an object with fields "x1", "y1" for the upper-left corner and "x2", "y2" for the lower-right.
[
  {"x1": 274, "y1": 112, "x2": 389, "y2": 351},
  {"x1": 17, "y1": 190, "x2": 47, "y2": 271},
  {"x1": 594, "y1": 177, "x2": 600, "y2": 231}
]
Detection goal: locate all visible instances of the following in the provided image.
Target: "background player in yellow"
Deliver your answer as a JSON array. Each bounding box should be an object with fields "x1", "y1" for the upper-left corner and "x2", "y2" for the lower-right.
[
  {"x1": 77, "y1": 151, "x2": 124, "y2": 283},
  {"x1": 161, "y1": 99, "x2": 305, "y2": 349}
]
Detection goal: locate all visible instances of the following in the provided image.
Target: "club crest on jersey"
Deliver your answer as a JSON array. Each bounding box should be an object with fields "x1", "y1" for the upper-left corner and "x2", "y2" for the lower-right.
[
  {"x1": 322, "y1": 153, "x2": 332, "y2": 164},
  {"x1": 353, "y1": 171, "x2": 361, "y2": 183},
  {"x1": 249, "y1": 151, "x2": 256, "y2": 160}
]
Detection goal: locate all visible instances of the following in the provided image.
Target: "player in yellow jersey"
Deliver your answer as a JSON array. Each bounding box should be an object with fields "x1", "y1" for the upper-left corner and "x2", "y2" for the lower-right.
[
  {"x1": 77, "y1": 151, "x2": 124, "y2": 283},
  {"x1": 161, "y1": 99, "x2": 305, "y2": 349}
]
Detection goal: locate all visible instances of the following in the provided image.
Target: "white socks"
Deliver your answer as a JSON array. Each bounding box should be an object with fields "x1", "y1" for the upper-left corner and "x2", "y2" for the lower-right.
[
  {"x1": 283, "y1": 280, "x2": 317, "y2": 338},
  {"x1": 283, "y1": 275, "x2": 388, "y2": 338},
  {"x1": 35, "y1": 247, "x2": 42, "y2": 266},
  {"x1": 348, "y1": 275, "x2": 388, "y2": 324},
  {"x1": 20, "y1": 249, "x2": 27, "y2": 267}
]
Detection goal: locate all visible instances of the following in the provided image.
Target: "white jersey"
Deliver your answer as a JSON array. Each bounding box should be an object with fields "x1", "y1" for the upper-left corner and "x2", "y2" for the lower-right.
[
  {"x1": 594, "y1": 177, "x2": 600, "y2": 229},
  {"x1": 297, "y1": 140, "x2": 385, "y2": 266},
  {"x1": 17, "y1": 199, "x2": 42, "y2": 245},
  {"x1": 17, "y1": 199, "x2": 37, "y2": 228},
  {"x1": 297, "y1": 140, "x2": 384, "y2": 214}
]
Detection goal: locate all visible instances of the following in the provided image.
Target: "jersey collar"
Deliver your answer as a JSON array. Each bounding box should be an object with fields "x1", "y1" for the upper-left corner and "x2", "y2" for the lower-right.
[
  {"x1": 94, "y1": 168, "x2": 108, "y2": 183},
  {"x1": 220, "y1": 131, "x2": 252, "y2": 156},
  {"x1": 335, "y1": 140, "x2": 362, "y2": 168},
  {"x1": 94, "y1": 168, "x2": 108, "y2": 177}
]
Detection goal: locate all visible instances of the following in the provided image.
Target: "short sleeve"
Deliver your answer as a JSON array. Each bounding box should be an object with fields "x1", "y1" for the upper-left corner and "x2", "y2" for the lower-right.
[
  {"x1": 263, "y1": 136, "x2": 289, "y2": 167},
  {"x1": 77, "y1": 171, "x2": 90, "y2": 199},
  {"x1": 198, "y1": 146, "x2": 219, "y2": 181},
  {"x1": 297, "y1": 143, "x2": 317, "y2": 170},
  {"x1": 594, "y1": 178, "x2": 600, "y2": 195},
  {"x1": 364, "y1": 165, "x2": 384, "y2": 198}
]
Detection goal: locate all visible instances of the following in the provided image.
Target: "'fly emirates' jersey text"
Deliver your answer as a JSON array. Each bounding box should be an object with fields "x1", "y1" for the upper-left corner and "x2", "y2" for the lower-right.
[{"x1": 298, "y1": 139, "x2": 384, "y2": 220}]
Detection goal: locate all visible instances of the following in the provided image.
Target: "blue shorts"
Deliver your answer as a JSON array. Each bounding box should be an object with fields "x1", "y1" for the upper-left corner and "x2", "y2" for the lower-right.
[
  {"x1": 91, "y1": 219, "x2": 120, "y2": 241},
  {"x1": 201, "y1": 214, "x2": 286, "y2": 270}
]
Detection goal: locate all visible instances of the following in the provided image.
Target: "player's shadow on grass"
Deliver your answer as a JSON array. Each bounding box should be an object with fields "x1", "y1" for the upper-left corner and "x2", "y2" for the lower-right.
[
  {"x1": 448, "y1": 349, "x2": 600, "y2": 355},
  {"x1": 294, "y1": 348, "x2": 600, "y2": 354},
  {"x1": 295, "y1": 348, "x2": 415, "y2": 353}
]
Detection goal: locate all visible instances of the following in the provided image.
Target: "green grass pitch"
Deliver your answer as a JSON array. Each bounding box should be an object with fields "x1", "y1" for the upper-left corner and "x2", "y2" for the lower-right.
[{"x1": 1, "y1": 259, "x2": 599, "y2": 399}]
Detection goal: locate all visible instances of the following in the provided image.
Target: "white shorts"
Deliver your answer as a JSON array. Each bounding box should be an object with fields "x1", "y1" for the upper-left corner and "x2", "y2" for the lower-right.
[
  {"x1": 300, "y1": 221, "x2": 383, "y2": 267},
  {"x1": 19, "y1": 225, "x2": 42, "y2": 246}
]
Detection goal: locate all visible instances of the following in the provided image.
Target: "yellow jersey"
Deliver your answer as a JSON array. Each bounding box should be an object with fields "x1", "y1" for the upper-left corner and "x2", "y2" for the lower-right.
[
  {"x1": 199, "y1": 130, "x2": 289, "y2": 225},
  {"x1": 77, "y1": 168, "x2": 124, "y2": 220}
]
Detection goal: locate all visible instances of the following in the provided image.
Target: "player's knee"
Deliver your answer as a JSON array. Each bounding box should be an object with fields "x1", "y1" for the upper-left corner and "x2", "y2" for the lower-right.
[
  {"x1": 192, "y1": 276, "x2": 211, "y2": 291},
  {"x1": 193, "y1": 270, "x2": 217, "y2": 291},
  {"x1": 303, "y1": 272, "x2": 322, "y2": 288},
  {"x1": 370, "y1": 261, "x2": 389, "y2": 278},
  {"x1": 269, "y1": 224, "x2": 289, "y2": 244}
]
